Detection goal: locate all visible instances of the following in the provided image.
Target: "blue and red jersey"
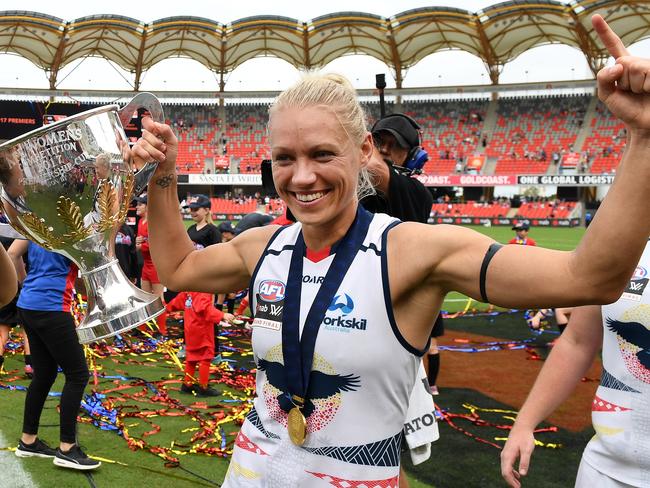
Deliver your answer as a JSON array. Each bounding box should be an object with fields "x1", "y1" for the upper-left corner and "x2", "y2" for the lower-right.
[{"x1": 17, "y1": 242, "x2": 77, "y2": 312}]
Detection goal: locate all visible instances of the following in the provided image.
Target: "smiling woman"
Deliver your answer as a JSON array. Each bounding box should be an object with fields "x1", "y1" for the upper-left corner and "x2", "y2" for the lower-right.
[
  {"x1": 267, "y1": 73, "x2": 375, "y2": 244},
  {"x1": 137, "y1": 17, "x2": 650, "y2": 484}
]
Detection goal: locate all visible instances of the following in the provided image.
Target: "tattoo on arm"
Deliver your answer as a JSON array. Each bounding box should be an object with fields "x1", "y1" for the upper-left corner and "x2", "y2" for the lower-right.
[{"x1": 155, "y1": 173, "x2": 175, "y2": 188}]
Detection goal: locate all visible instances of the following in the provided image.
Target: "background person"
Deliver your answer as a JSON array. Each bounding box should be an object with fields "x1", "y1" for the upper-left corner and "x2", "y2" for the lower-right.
[
  {"x1": 185, "y1": 194, "x2": 221, "y2": 250},
  {"x1": 509, "y1": 222, "x2": 537, "y2": 246},
  {"x1": 166, "y1": 290, "x2": 234, "y2": 396},
  {"x1": 135, "y1": 194, "x2": 166, "y2": 336},
  {"x1": 528, "y1": 307, "x2": 573, "y2": 335},
  {"x1": 501, "y1": 300, "x2": 645, "y2": 486},
  {"x1": 362, "y1": 113, "x2": 433, "y2": 222},
  {"x1": 114, "y1": 222, "x2": 138, "y2": 284},
  {"x1": 218, "y1": 221, "x2": 235, "y2": 243},
  {"x1": 8, "y1": 240, "x2": 99, "y2": 470},
  {"x1": 0, "y1": 215, "x2": 31, "y2": 377}
]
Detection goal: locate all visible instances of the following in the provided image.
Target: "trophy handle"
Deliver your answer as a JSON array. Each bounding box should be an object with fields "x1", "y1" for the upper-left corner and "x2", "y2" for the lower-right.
[
  {"x1": 118, "y1": 92, "x2": 164, "y2": 126},
  {"x1": 118, "y1": 93, "x2": 165, "y2": 196}
]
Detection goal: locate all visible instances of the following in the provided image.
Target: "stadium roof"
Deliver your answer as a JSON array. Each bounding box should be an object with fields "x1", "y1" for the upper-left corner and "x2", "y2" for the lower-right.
[{"x1": 0, "y1": 0, "x2": 648, "y2": 91}]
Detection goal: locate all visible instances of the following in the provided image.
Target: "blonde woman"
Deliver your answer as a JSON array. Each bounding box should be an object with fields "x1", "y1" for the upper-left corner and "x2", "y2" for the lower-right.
[{"x1": 135, "y1": 16, "x2": 650, "y2": 486}]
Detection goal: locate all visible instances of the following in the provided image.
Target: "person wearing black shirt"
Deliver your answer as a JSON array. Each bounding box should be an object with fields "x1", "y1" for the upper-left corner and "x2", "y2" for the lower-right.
[
  {"x1": 0, "y1": 214, "x2": 30, "y2": 377},
  {"x1": 114, "y1": 223, "x2": 138, "y2": 283},
  {"x1": 185, "y1": 194, "x2": 221, "y2": 250},
  {"x1": 361, "y1": 114, "x2": 433, "y2": 224},
  {"x1": 184, "y1": 194, "x2": 223, "y2": 358}
]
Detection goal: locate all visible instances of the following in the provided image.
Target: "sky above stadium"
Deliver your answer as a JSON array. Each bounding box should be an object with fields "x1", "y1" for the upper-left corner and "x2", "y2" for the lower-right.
[{"x1": 0, "y1": 0, "x2": 644, "y2": 93}]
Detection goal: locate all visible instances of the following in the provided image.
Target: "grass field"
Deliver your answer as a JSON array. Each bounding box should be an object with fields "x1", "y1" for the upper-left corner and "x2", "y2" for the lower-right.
[{"x1": 0, "y1": 224, "x2": 590, "y2": 488}]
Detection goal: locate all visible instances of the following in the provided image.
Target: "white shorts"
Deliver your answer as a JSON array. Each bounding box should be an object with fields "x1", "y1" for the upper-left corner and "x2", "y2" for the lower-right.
[{"x1": 575, "y1": 458, "x2": 638, "y2": 488}]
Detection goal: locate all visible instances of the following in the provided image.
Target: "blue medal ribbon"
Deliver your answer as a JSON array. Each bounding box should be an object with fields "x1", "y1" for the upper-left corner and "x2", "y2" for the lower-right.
[{"x1": 280, "y1": 206, "x2": 372, "y2": 414}]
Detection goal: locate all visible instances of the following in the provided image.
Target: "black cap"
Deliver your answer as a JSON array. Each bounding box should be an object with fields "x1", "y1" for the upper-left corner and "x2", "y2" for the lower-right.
[
  {"x1": 135, "y1": 194, "x2": 147, "y2": 204},
  {"x1": 235, "y1": 213, "x2": 274, "y2": 235},
  {"x1": 184, "y1": 194, "x2": 211, "y2": 209},
  {"x1": 218, "y1": 222, "x2": 234, "y2": 234},
  {"x1": 512, "y1": 222, "x2": 530, "y2": 231},
  {"x1": 371, "y1": 114, "x2": 420, "y2": 149}
]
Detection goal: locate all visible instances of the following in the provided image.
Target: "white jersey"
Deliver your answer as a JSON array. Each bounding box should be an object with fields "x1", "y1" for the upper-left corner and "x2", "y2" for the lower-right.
[
  {"x1": 223, "y1": 213, "x2": 423, "y2": 487},
  {"x1": 582, "y1": 240, "x2": 650, "y2": 487}
]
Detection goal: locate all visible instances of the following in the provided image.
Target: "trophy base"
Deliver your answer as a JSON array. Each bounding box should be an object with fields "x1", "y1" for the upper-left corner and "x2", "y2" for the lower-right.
[
  {"x1": 75, "y1": 260, "x2": 166, "y2": 344},
  {"x1": 76, "y1": 295, "x2": 165, "y2": 344}
]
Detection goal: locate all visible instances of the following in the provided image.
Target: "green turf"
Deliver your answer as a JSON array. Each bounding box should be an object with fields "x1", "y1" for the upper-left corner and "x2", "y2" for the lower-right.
[{"x1": 0, "y1": 344, "x2": 233, "y2": 487}]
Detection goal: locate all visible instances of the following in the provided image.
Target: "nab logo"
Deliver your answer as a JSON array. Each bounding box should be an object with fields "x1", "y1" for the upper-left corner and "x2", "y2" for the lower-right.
[
  {"x1": 633, "y1": 266, "x2": 648, "y2": 280},
  {"x1": 259, "y1": 280, "x2": 286, "y2": 302},
  {"x1": 328, "y1": 294, "x2": 354, "y2": 315}
]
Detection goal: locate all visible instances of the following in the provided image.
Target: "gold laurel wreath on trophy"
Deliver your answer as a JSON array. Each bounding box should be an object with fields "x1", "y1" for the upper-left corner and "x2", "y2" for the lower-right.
[
  {"x1": 58, "y1": 197, "x2": 93, "y2": 242},
  {"x1": 116, "y1": 170, "x2": 134, "y2": 224},
  {"x1": 20, "y1": 212, "x2": 65, "y2": 250},
  {"x1": 9, "y1": 170, "x2": 135, "y2": 251}
]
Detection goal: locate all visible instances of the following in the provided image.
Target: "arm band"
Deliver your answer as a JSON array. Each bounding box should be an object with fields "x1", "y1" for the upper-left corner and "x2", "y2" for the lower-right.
[{"x1": 479, "y1": 243, "x2": 503, "y2": 303}]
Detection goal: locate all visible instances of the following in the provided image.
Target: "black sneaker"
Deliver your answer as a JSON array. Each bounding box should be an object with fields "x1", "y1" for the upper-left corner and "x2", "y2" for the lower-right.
[
  {"x1": 196, "y1": 386, "x2": 220, "y2": 397},
  {"x1": 180, "y1": 383, "x2": 197, "y2": 394},
  {"x1": 53, "y1": 445, "x2": 101, "y2": 471},
  {"x1": 15, "y1": 438, "x2": 57, "y2": 458}
]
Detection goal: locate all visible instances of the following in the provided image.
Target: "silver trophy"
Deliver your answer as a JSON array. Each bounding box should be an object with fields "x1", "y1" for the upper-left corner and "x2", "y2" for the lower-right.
[{"x1": 0, "y1": 93, "x2": 165, "y2": 343}]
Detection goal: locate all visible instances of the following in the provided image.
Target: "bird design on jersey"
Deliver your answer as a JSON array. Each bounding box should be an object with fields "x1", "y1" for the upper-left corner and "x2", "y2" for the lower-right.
[
  {"x1": 607, "y1": 318, "x2": 650, "y2": 369},
  {"x1": 257, "y1": 358, "x2": 361, "y2": 418}
]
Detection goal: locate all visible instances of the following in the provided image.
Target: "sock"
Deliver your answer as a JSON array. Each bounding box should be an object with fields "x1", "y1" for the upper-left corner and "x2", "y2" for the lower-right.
[
  {"x1": 184, "y1": 361, "x2": 197, "y2": 386},
  {"x1": 558, "y1": 322, "x2": 567, "y2": 334},
  {"x1": 236, "y1": 296, "x2": 249, "y2": 316},
  {"x1": 198, "y1": 360, "x2": 211, "y2": 388},
  {"x1": 427, "y1": 353, "x2": 440, "y2": 386},
  {"x1": 24, "y1": 354, "x2": 32, "y2": 366},
  {"x1": 227, "y1": 300, "x2": 235, "y2": 315},
  {"x1": 156, "y1": 311, "x2": 167, "y2": 336}
]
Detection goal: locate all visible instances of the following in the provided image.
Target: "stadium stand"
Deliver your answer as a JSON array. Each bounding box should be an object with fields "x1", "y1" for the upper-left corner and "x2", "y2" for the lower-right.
[
  {"x1": 224, "y1": 103, "x2": 271, "y2": 174},
  {"x1": 400, "y1": 99, "x2": 488, "y2": 175},
  {"x1": 210, "y1": 197, "x2": 258, "y2": 215},
  {"x1": 582, "y1": 101, "x2": 627, "y2": 174},
  {"x1": 164, "y1": 95, "x2": 625, "y2": 177},
  {"x1": 488, "y1": 95, "x2": 590, "y2": 174},
  {"x1": 515, "y1": 201, "x2": 576, "y2": 219},
  {"x1": 431, "y1": 199, "x2": 575, "y2": 220},
  {"x1": 431, "y1": 201, "x2": 510, "y2": 218}
]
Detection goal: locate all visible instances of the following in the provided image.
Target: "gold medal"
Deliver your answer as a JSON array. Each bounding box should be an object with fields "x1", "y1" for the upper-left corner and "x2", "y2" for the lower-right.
[{"x1": 287, "y1": 407, "x2": 307, "y2": 446}]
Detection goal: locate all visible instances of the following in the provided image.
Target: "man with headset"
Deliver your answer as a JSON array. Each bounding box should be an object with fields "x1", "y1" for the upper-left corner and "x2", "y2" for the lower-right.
[
  {"x1": 361, "y1": 113, "x2": 433, "y2": 223},
  {"x1": 363, "y1": 114, "x2": 439, "y2": 487}
]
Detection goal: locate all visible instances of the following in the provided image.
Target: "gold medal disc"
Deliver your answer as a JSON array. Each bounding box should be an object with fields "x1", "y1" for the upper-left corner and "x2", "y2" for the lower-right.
[{"x1": 287, "y1": 407, "x2": 307, "y2": 446}]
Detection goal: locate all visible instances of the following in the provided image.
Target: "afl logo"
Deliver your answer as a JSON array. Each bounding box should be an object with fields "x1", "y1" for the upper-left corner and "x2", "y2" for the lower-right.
[
  {"x1": 259, "y1": 280, "x2": 286, "y2": 302},
  {"x1": 633, "y1": 266, "x2": 648, "y2": 280}
]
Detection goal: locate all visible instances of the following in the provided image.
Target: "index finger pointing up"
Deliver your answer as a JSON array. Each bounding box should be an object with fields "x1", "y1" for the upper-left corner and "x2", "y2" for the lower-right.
[{"x1": 593, "y1": 14, "x2": 629, "y2": 59}]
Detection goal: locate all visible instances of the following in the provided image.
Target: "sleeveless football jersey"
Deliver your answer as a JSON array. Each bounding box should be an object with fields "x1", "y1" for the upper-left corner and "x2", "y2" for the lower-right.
[
  {"x1": 582, "y1": 240, "x2": 650, "y2": 486},
  {"x1": 223, "y1": 213, "x2": 424, "y2": 487}
]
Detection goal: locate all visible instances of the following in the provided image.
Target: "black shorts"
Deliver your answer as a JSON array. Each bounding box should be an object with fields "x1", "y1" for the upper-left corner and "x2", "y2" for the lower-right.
[
  {"x1": 0, "y1": 291, "x2": 19, "y2": 326},
  {"x1": 431, "y1": 313, "x2": 444, "y2": 338}
]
